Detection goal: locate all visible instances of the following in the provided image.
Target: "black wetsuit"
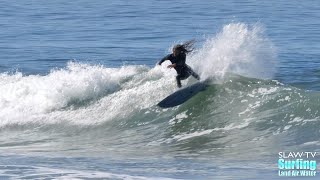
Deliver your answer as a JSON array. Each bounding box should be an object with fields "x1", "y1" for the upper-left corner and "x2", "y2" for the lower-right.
[{"x1": 158, "y1": 53, "x2": 200, "y2": 87}]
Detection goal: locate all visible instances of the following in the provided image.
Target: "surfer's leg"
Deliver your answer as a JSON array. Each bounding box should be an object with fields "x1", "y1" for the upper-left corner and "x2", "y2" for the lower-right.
[
  {"x1": 189, "y1": 69, "x2": 200, "y2": 80},
  {"x1": 185, "y1": 65, "x2": 200, "y2": 80},
  {"x1": 176, "y1": 75, "x2": 182, "y2": 88},
  {"x1": 176, "y1": 69, "x2": 191, "y2": 88},
  {"x1": 192, "y1": 71, "x2": 200, "y2": 80}
]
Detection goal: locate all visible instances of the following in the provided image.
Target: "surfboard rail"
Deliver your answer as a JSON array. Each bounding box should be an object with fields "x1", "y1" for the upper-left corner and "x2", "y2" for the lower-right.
[{"x1": 157, "y1": 81, "x2": 209, "y2": 108}]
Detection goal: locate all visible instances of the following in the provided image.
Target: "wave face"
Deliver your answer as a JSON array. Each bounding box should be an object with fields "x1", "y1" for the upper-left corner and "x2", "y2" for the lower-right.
[{"x1": 1, "y1": 64, "x2": 320, "y2": 158}]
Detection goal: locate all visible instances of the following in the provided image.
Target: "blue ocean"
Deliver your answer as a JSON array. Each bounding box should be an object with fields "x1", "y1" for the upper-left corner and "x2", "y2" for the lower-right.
[{"x1": 1, "y1": 0, "x2": 320, "y2": 179}]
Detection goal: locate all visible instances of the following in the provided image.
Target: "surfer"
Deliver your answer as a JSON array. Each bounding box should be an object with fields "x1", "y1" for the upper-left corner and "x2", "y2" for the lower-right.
[{"x1": 158, "y1": 40, "x2": 200, "y2": 88}]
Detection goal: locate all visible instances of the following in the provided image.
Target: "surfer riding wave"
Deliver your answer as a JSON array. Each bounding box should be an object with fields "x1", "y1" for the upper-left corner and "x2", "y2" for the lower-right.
[{"x1": 158, "y1": 40, "x2": 200, "y2": 88}]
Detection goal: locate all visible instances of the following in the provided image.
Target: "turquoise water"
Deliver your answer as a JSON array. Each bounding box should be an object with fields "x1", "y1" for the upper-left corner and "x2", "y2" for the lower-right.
[{"x1": 1, "y1": 0, "x2": 320, "y2": 179}]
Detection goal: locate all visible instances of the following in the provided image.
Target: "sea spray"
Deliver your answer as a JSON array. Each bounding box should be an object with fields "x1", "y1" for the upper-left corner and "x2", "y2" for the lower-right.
[{"x1": 189, "y1": 23, "x2": 277, "y2": 81}]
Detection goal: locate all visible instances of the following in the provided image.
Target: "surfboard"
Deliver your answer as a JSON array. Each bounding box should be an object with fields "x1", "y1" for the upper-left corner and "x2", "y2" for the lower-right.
[{"x1": 157, "y1": 81, "x2": 209, "y2": 108}]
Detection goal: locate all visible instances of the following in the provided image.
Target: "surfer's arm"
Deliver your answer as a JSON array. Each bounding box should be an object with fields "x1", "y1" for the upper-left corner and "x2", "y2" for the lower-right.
[
  {"x1": 167, "y1": 64, "x2": 176, "y2": 68},
  {"x1": 158, "y1": 54, "x2": 171, "y2": 65}
]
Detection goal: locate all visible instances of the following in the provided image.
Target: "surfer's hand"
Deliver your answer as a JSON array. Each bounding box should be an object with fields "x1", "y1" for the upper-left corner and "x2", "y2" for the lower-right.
[{"x1": 167, "y1": 64, "x2": 176, "y2": 68}]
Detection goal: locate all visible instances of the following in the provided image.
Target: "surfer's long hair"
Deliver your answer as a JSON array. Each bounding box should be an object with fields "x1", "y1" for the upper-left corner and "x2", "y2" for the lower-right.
[{"x1": 173, "y1": 39, "x2": 195, "y2": 55}]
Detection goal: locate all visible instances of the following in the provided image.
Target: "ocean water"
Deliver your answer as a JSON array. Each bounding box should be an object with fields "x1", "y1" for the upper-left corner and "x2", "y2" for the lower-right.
[{"x1": 1, "y1": 0, "x2": 320, "y2": 179}]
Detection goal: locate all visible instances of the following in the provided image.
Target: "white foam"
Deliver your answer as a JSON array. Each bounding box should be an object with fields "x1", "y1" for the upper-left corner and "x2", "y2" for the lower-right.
[
  {"x1": 288, "y1": 117, "x2": 304, "y2": 124},
  {"x1": 213, "y1": 118, "x2": 253, "y2": 131},
  {"x1": 302, "y1": 141, "x2": 320, "y2": 146},
  {"x1": 169, "y1": 111, "x2": 188, "y2": 125},
  {"x1": 188, "y1": 22, "x2": 277, "y2": 80},
  {"x1": 1, "y1": 62, "x2": 139, "y2": 112},
  {"x1": 0, "y1": 62, "x2": 176, "y2": 127},
  {"x1": 276, "y1": 96, "x2": 291, "y2": 102},
  {"x1": 154, "y1": 129, "x2": 215, "y2": 144},
  {"x1": 283, "y1": 125, "x2": 292, "y2": 131},
  {"x1": 174, "y1": 129, "x2": 214, "y2": 141}
]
